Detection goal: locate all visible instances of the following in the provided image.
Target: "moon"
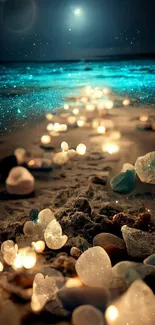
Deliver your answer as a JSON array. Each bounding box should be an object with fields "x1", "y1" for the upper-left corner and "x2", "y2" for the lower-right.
[{"x1": 74, "y1": 8, "x2": 83, "y2": 16}]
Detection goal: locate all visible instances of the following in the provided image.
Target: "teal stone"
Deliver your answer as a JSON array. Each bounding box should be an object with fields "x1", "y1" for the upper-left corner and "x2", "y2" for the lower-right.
[
  {"x1": 110, "y1": 169, "x2": 136, "y2": 193},
  {"x1": 144, "y1": 254, "x2": 155, "y2": 265}
]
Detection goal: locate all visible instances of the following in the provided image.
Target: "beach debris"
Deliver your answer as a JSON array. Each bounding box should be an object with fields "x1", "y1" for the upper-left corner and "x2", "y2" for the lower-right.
[
  {"x1": 76, "y1": 143, "x2": 87, "y2": 156},
  {"x1": 105, "y1": 280, "x2": 155, "y2": 325},
  {"x1": 135, "y1": 151, "x2": 155, "y2": 184},
  {"x1": 31, "y1": 273, "x2": 58, "y2": 312},
  {"x1": 102, "y1": 143, "x2": 120, "y2": 154},
  {"x1": 72, "y1": 305, "x2": 104, "y2": 325},
  {"x1": 57, "y1": 286, "x2": 110, "y2": 312},
  {"x1": 121, "y1": 225, "x2": 155, "y2": 259},
  {"x1": 110, "y1": 169, "x2": 135, "y2": 193},
  {"x1": 44, "y1": 219, "x2": 68, "y2": 250},
  {"x1": 75, "y1": 246, "x2": 112, "y2": 287},
  {"x1": 6, "y1": 166, "x2": 34, "y2": 195}
]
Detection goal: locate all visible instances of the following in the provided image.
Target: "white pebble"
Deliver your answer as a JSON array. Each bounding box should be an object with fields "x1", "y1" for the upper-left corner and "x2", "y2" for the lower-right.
[{"x1": 72, "y1": 305, "x2": 104, "y2": 325}]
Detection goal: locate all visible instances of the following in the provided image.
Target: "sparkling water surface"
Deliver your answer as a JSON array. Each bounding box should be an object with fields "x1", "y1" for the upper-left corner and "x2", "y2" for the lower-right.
[{"x1": 0, "y1": 59, "x2": 155, "y2": 132}]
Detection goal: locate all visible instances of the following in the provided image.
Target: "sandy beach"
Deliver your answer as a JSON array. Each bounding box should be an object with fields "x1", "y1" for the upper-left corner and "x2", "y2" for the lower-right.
[{"x1": 0, "y1": 90, "x2": 155, "y2": 324}]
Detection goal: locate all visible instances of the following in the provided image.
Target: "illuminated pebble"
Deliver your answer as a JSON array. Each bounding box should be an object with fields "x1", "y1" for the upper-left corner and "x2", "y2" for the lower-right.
[
  {"x1": 139, "y1": 115, "x2": 148, "y2": 122},
  {"x1": 1, "y1": 240, "x2": 18, "y2": 266},
  {"x1": 38, "y1": 208, "x2": 55, "y2": 228},
  {"x1": 110, "y1": 131, "x2": 121, "y2": 140},
  {"x1": 18, "y1": 247, "x2": 37, "y2": 269},
  {"x1": 61, "y1": 141, "x2": 69, "y2": 151},
  {"x1": 73, "y1": 108, "x2": 79, "y2": 115},
  {"x1": 6, "y1": 166, "x2": 34, "y2": 195},
  {"x1": 66, "y1": 277, "x2": 82, "y2": 288},
  {"x1": 86, "y1": 104, "x2": 95, "y2": 112},
  {"x1": 44, "y1": 219, "x2": 68, "y2": 250},
  {"x1": 92, "y1": 119, "x2": 100, "y2": 129},
  {"x1": 76, "y1": 144, "x2": 87, "y2": 156},
  {"x1": 46, "y1": 123, "x2": 54, "y2": 131},
  {"x1": 31, "y1": 273, "x2": 58, "y2": 312},
  {"x1": 45, "y1": 113, "x2": 53, "y2": 121},
  {"x1": 121, "y1": 163, "x2": 135, "y2": 173},
  {"x1": 67, "y1": 116, "x2": 77, "y2": 125},
  {"x1": 23, "y1": 221, "x2": 36, "y2": 237},
  {"x1": 77, "y1": 120, "x2": 85, "y2": 127},
  {"x1": 14, "y1": 148, "x2": 26, "y2": 164},
  {"x1": 57, "y1": 124, "x2": 68, "y2": 132},
  {"x1": 123, "y1": 99, "x2": 130, "y2": 107},
  {"x1": 104, "y1": 100, "x2": 114, "y2": 110},
  {"x1": 105, "y1": 305, "x2": 119, "y2": 322},
  {"x1": 13, "y1": 254, "x2": 23, "y2": 270},
  {"x1": 97, "y1": 125, "x2": 106, "y2": 134},
  {"x1": 0, "y1": 262, "x2": 4, "y2": 272},
  {"x1": 103, "y1": 87, "x2": 110, "y2": 95},
  {"x1": 72, "y1": 305, "x2": 104, "y2": 325},
  {"x1": 135, "y1": 152, "x2": 155, "y2": 184},
  {"x1": 75, "y1": 246, "x2": 112, "y2": 287},
  {"x1": 41, "y1": 135, "x2": 51, "y2": 145},
  {"x1": 102, "y1": 143, "x2": 120, "y2": 154},
  {"x1": 110, "y1": 170, "x2": 136, "y2": 194},
  {"x1": 53, "y1": 152, "x2": 69, "y2": 165},
  {"x1": 32, "y1": 241, "x2": 45, "y2": 253},
  {"x1": 49, "y1": 130, "x2": 60, "y2": 137},
  {"x1": 64, "y1": 104, "x2": 69, "y2": 110},
  {"x1": 67, "y1": 149, "x2": 77, "y2": 158},
  {"x1": 1, "y1": 240, "x2": 15, "y2": 254},
  {"x1": 80, "y1": 97, "x2": 88, "y2": 104}
]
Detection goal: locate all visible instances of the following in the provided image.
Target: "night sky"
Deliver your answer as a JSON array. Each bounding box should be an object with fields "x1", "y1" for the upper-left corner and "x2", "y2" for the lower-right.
[{"x1": 0, "y1": 0, "x2": 155, "y2": 61}]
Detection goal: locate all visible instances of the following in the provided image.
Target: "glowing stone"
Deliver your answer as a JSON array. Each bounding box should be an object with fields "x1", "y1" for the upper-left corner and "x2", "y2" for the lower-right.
[
  {"x1": 53, "y1": 152, "x2": 69, "y2": 165},
  {"x1": 103, "y1": 88, "x2": 110, "y2": 95},
  {"x1": 97, "y1": 125, "x2": 106, "y2": 134},
  {"x1": 49, "y1": 130, "x2": 59, "y2": 137},
  {"x1": 121, "y1": 163, "x2": 135, "y2": 173},
  {"x1": 72, "y1": 305, "x2": 104, "y2": 325},
  {"x1": 105, "y1": 280, "x2": 155, "y2": 325},
  {"x1": 74, "y1": 8, "x2": 82, "y2": 16},
  {"x1": 18, "y1": 247, "x2": 37, "y2": 269},
  {"x1": 135, "y1": 152, "x2": 155, "y2": 184},
  {"x1": 75, "y1": 246, "x2": 112, "y2": 287},
  {"x1": 76, "y1": 144, "x2": 87, "y2": 156},
  {"x1": 45, "y1": 113, "x2": 53, "y2": 121},
  {"x1": 41, "y1": 135, "x2": 51, "y2": 145},
  {"x1": 67, "y1": 116, "x2": 77, "y2": 125},
  {"x1": 92, "y1": 119, "x2": 100, "y2": 129},
  {"x1": 86, "y1": 104, "x2": 95, "y2": 112},
  {"x1": 14, "y1": 148, "x2": 26, "y2": 164},
  {"x1": 32, "y1": 241, "x2": 45, "y2": 253},
  {"x1": 31, "y1": 273, "x2": 58, "y2": 312},
  {"x1": 44, "y1": 219, "x2": 68, "y2": 250},
  {"x1": 0, "y1": 262, "x2": 3, "y2": 272},
  {"x1": 77, "y1": 120, "x2": 85, "y2": 127},
  {"x1": 13, "y1": 254, "x2": 23, "y2": 270},
  {"x1": 110, "y1": 170, "x2": 136, "y2": 193},
  {"x1": 46, "y1": 123, "x2": 54, "y2": 131},
  {"x1": 61, "y1": 141, "x2": 69, "y2": 151},
  {"x1": 64, "y1": 104, "x2": 69, "y2": 110},
  {"x1": 104, "y1": 100, "x2": 114, "y2": 110},
  {"x1": 123, "y1": 99, "x2": 130, "y2": 107},
  {"x1": 58, "y1": 124, "x2": 68, "y2": 132},
  {"x1": 66, "y1": 277, "x2": 83, "y2": 288},
  {"x1": 1, "y1": 240, "x2": 18, "y2": 266},
  {"x1": 102, "y1": 143, "x2": 119, "y2": 154},
  {"x1": 73, "y1": 108, "x2": 79, "y2": 115},
  {"x1": 80, "y1": 97, "x2": 88, "y2": 104},
  {"x1": 38, "y1": 208, "x2": 55, "y2": 228},
  {"x1": 139, "y1": 115, "x2": 148, "y2": 122},
  {"x1": 6, "y1": 167, "x2": 34, "y2": 195}
]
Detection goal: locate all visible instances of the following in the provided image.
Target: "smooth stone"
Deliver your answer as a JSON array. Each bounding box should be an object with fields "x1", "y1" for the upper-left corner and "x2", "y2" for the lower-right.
[
  {"x1": 6, "y1": 167, "x2": 34, "y2": 195},
  {"x1": 110, "y1": 169, "x2": 136, "y2": 193},
  {"x1": 121, "y1": 225, "x2": 155, "y2": 259},
  {"x1": 72, "y1": 305, "x2": 104, "y2": 325},
  {"x1": 135, "y1": 151, "x2": 155, "y2": 184},
  {"x1": 75, "y1": 247, "x2": 112, "y2": 288},
  {"x1": 57, "y1": 286, "x2": 110, "y2": 312},
  {"x1": 112, "y1": 261, "x2": 155, "y2": 284},
  {"x1": 144, "y1": 254, "x2": 155, "y2": 265},
  {"x1": 44, "y1": 219, "x2": 68, "y2": 250}
]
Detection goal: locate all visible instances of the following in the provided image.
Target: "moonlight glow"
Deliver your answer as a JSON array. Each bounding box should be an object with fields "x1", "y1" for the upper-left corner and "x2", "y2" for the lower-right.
[{"x1": 74, "y1": 8, "x2": 83, "y2": 16}]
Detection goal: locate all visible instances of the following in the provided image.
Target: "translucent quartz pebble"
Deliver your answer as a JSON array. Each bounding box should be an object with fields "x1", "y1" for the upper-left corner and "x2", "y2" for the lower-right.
[
  {"x1": 105, "y1": 280, "x2": 155, "y2": 325},
  {"x1": 1, "y1": 240, "x2": 18, "y2": 265},
  {"x1": 121, "y1": 225, "x2": 155, "y2": 259},
  {"x1": 6, "y1": 166, "x2": 34, "y2": 195},
  {"x1": 23, "y1": 221, "x2": 36, "y2": 237},
  {"x1": 72, "y1": 305, "x2": 105, "y2": 325},
  {"x1": 144, "y1": 254, "x2": 155, "y2": 265},
  {"x1": 38, "y1": 208, "x2": 55, "y2": 228},
  {"x1": 44, "y1": 220, "x2": 68, "y2": 249},
  {"x1": 75, "y1": 246, "x2": 112, "y2": 287},
  {"x1": 135, "y1": 151, "x2": 155, "y2": 184},
  {"x1": 121, "y1": 163, "x2": 135, "y2": 173},
  {"x1": 31, "y1": 273, "x2": 58, "y2": 312},
  {"x1": 14, "y1": 147, "x2": 26, "y2": 165},
  {"x1": 110, "y1": 170, "x2": 136, "y2": 193},
  {"x1": 53, "y1": 152, "x2": 69, "y2": 165}
]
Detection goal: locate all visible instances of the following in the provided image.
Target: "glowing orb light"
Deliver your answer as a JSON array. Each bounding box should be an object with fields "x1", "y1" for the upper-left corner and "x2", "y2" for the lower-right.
[
  {"x1": 47, "y1": 123, "x2": 54, "y2": 131},
  {"x1": 103, "y1": 143, "x2": 120, "y2": 154},
  {"x1": 123, "y1": 99, "x2": 130, "y2": 107},
  {"x1": 76, "y1": 144, "x2": 87, "y2": 156},
  {"x1": 104, "y1": 100, "x2": 114, "y2": 110},
  {"x1": 105, "y1": 305, "x2": 119, "y2": 321},
  {"x1": 139, "y1": 115, "x2": 149, "y2": 122},
  {"x1": 41, "y1": 135, "x2": 51, "y2": 145},
  {"x1": 61, "y1": 141, "x2": 69, "y2": 151},
  {"x1": 74, "y1": 8, "x2": 82, "y2": 16},
  {"x1": 97, "y1": 125, "x2": 106, "y2": 134}
]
